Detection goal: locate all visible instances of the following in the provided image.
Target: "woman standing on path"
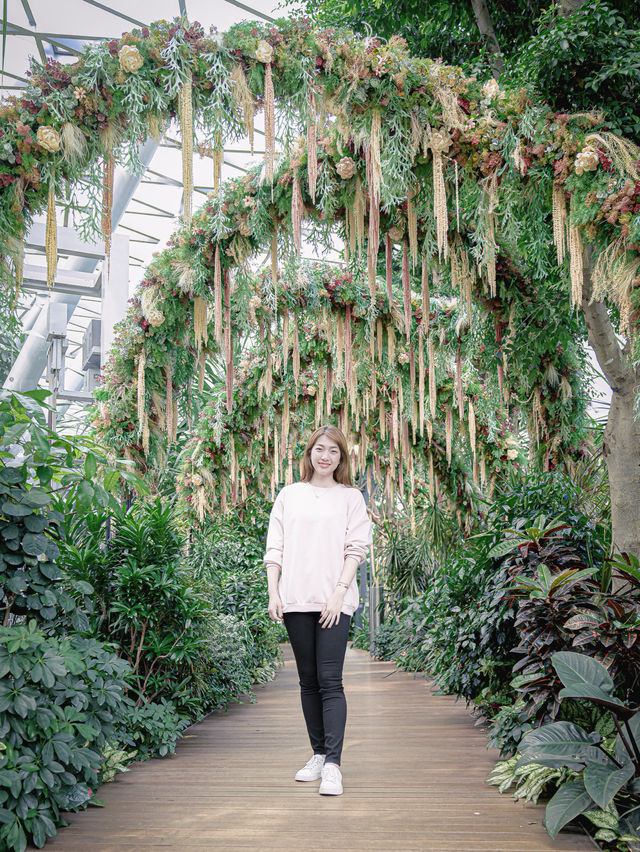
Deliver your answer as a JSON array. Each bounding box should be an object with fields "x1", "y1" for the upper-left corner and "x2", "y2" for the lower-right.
[{"x1": 263, "y1": 425, "x2": 372, "y2": 796}]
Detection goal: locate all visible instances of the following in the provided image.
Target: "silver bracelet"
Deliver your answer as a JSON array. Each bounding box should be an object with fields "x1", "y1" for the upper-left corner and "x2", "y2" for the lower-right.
[{"x1": 336, "y1": 581, "x2": 349, "y2": 590}]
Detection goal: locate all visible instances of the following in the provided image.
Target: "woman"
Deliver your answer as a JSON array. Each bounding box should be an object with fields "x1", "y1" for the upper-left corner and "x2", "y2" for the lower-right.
[{"x1": 263, "y1": 425, "x2": 372, "y2": 796}]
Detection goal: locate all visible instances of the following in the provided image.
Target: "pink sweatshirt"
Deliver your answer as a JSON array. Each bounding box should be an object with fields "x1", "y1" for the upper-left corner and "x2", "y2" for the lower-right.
[{"x1": 263, "y1": 481, "x2": 373, "y2": 616}]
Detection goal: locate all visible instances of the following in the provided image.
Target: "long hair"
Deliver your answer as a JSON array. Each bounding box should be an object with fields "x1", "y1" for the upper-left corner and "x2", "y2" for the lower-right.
[{"x1": 300, "y1": 425, "x2": 353, "y2": 486}]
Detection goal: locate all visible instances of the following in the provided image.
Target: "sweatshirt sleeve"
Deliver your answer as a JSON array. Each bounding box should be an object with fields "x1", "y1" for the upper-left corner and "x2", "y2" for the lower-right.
[
  {"x1": 344, "y1": 490, "x2": 372, "y2": 564},
  {"x1": 263, "y1": 489, "x2": 285, "y2": 568}
]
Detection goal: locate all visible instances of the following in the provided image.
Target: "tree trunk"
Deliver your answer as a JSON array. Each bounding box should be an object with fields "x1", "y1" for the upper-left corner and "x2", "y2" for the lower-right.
[
  {"x1": 581, "y1": 248, "x2": 640, "y2": 559},
  {"x1": 469, "y1": 0, "x2": 505, "y2": 78},
  {"x1": 602, "y1": 380, "x2": 640, "y2": 558}
]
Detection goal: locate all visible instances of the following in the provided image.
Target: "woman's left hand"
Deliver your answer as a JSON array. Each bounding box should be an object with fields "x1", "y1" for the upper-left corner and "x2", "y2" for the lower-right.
[{"x1": 319, "y1": 588, "x2": 346, "y2": 629}]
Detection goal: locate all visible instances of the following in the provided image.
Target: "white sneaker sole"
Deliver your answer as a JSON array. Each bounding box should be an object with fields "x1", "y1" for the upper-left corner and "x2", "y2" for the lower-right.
[
  {"x1": 319, "y1": 784, "x2": 343, "y2": 795},
  {"x1": 295, "y1": 772, "x2": 323, "y2": 782}
]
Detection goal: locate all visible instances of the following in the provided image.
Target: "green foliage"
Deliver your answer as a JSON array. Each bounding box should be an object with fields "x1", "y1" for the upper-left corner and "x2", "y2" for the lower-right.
[
  {"x1": 0, "y1": 390, "x2": 144, "y2": 631},
  {"x1": 517, "y1": 651, "x2": 640, "y2": 842},
  {"x1": 0, "y1": 619, "x2": 133, "y2": 852},
  {"x1": 511, "y1": 1, "x2": 640, "y2": 141},
  {"x1": 58, "y1": 499, "x2": 215, "y2": 717},
  {"x1": 116, "y1": 699, "x2": 189, "y2": 761}
]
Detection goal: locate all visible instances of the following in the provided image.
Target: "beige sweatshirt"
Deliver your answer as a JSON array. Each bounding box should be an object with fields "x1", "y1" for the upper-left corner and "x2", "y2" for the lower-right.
[{"x1": 263, "y1": 481, "x2": 373, "y2": 616}]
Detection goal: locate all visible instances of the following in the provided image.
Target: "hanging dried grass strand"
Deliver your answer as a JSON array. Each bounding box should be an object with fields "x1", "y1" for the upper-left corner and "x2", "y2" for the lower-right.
[
  {"x1": 198, "y1": 349, "x2": 205, "y2": 393},
  {"x1": 292, "y1": 171, "x2": 303, "y2": 259},
  {"x1": 101, "y1": 154, "x2": 114, "y2": 271},
  {"x1": 230, "y1": 64, "x2": 255, "y2": 154},
  {"x1": 164, "y1": 360, "x2": 173, "y2": 442},
  {"x1": 402, "y1": 239, "x2": 411, "y2": 341},
  {"x1": 271, "y1": 230, "x2": 278, "y2": 317},
  {"x1": 214, "y1": 243, "x2": 223, "y2": 345},
  {"x1": 552, "y1": 183, "x2": 568, "y2": 265},
  {"x1": 264, "y1": 61, "x2": 276, "y2": 188},
  {"x1": 456, "y1": 347, "x2": 464, "y2": 419},
  {"x1": 569, "y1": 223, "x2": 584, "y2": 309},
  {"x1": 224, "y1": 269, "x2": 233, "y2": 414},
  {"x1": 418, "y1": 332, "x2": 425, "y2": 437},
  {"x1": 433, "y1": 150, "x2": 449, "y2": 259},
  {"x1": 353, "y1": 176, "x2": 365, "y2": 258},
  {"x1": 385, "y1": 233, "x2": 393, "y2": 306},
  {"x1": 421, "y1": 256, "x2": 430, "y2": 335},
  {"x1": 46, "y1": 180, "x2": 57, "y2": 288},
  {"x1": 344, "y1": 305, "x2": 353, "y2": 407},
  {"x1": 282, "y1": 310, "x2": 289, "y2": 373},
  {"x1": 307, "y1": 88, "x2": 317, "y2": 203},
  {"x1": 428, "y1": 337, "x2": 436, "y2": 420},
  {"x1": 369, "y1": 109, "x2": 382, "y2": 205},
  {"x1": 407, "y1": 185, "x2": 418, "y2": 271},
  {"x1": 292, "y1": 316, "x2": 300, "y2": 391},
  {"x1": 367, "y1": 190, "x2": 380, "y2": 302},
  {"x1": 445, "y1": 405, "x2": 453, "y2": 466},
  {"x1": 193, "y1": 296, "x2": 208, "y2": 349},
  {"x1": 178, "y1": 73, "x2": 194, "y2": 224},
  {"x1": 468, "y1": 398, "x2": 476, "y2": 463},
  {"x1": 137, "y1": 349, "x2": 146, "y2": 427}
]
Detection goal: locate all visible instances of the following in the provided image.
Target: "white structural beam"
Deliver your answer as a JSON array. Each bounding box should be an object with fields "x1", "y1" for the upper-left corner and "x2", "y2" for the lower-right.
[
  {"x1": 101, "y1": 233, "x2": 129, "y2": 367},
  {"x1": 3, "y1": 138, "x2": 157, "y2": 394}
]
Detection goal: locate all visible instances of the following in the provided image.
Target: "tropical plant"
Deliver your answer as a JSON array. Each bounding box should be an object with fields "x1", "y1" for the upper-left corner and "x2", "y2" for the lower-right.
[
  {"x1": 58, "y1": 498, "x2": 213, "y2": 717},
  {"x1": 0, "y1": 619, "x2": 133, "y2": 852},
  {"x1": 0, "y1": 388, "x2": 146, "y2": 632},
  {"x1": 517, "y1": 651, "x2": 640, "y2": 843}
]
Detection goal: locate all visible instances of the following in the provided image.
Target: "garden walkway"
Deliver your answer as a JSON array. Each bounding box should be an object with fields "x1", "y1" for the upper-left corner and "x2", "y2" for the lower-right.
[{"x1": 41, "y1": 644, "x2": 592, "y2": 852}]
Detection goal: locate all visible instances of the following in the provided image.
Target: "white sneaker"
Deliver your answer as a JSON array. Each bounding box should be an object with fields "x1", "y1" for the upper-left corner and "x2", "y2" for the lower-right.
[
  {"x1": 295, "y1": 753, "x2": 325, "y2": 781},
  {"x1": 319, "y1": 763, "x2": 343, "y2": 795}
]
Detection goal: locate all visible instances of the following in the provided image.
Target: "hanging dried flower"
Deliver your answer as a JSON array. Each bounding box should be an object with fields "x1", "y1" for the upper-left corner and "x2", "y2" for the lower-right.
[
  {"x1": 574, "y1": 147, "x2": 599, "y2": 175},
  {"x1": 336, "y1": 156, "x2": 357, "y2": 179},
  {"x1": 118, "y1": 44, "x2": 143, "y2": 73},
  {"x1": 36, "y1": 126, "x2": 61, "y2": 153},
  {"x1": 255, "y1": 40, "x2": 274, "y2": 63},
  {"x1": 481, "y1": 78, "x2": 502, "y2": 100}
]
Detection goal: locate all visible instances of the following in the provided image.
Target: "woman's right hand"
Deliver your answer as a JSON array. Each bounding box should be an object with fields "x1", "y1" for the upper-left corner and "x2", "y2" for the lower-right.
[{"x1": 268, "y1": 592, "x2": 283, "y2": 623}]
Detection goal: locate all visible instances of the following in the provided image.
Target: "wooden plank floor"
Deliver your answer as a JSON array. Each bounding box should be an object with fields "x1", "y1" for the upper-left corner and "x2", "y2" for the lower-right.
[{"x1": 38, "y1": 643, "x2": 593, "y2": 852}]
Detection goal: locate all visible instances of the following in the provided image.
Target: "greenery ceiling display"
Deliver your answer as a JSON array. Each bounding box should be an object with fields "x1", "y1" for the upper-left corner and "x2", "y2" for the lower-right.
[{"x1": 0, "y1": 16, "x2": 639, "y2": 548}]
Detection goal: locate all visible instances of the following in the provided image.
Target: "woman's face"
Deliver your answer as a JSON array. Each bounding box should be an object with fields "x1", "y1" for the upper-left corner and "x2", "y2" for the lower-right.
[{"x1": 310, "y1": 435, "x2": 341, "y2": 477}]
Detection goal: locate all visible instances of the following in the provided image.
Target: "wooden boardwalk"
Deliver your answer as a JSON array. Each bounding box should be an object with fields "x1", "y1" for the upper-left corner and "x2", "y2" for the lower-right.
[{"x1": 40, "y1": 644, "x2": 592, "y2": 852}]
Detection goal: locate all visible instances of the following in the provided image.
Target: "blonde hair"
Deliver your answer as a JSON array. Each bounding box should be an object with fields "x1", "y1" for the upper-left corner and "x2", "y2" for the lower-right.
[{"x1": 301, "y1": 425, "x2": 353, "y2": 486}]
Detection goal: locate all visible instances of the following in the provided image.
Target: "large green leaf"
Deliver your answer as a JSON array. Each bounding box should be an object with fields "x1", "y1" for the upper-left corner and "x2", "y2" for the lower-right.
[
  {"x1": 558, "y1": 685, "x2": 634, "y2": 717},
  {"x1": 486, "y1": 537, "x2": 522, "y2": 560},
  {"x1": 521, "y1": 721, "x2": 605, "y2": 762},
  {"x1": 545, "y1": 778, "x2": 594, "y2": 838},
  {"x1": 552, "y1": 651, "x2": 614, "y2": 691},
  {"x1": 584, "y1": 759, "x2": 635, "y2": 809}
]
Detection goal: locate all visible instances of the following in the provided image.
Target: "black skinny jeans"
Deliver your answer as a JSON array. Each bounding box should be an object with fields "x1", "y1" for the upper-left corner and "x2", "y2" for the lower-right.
[{"x1": 283, "y1": 611, "x2": 351, "y2": 766}]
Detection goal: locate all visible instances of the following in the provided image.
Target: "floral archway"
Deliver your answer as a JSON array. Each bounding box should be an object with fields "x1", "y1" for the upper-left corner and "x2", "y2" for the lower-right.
[{"x1": 1, "y1": 16, "x2": 638, "y2": 529}]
